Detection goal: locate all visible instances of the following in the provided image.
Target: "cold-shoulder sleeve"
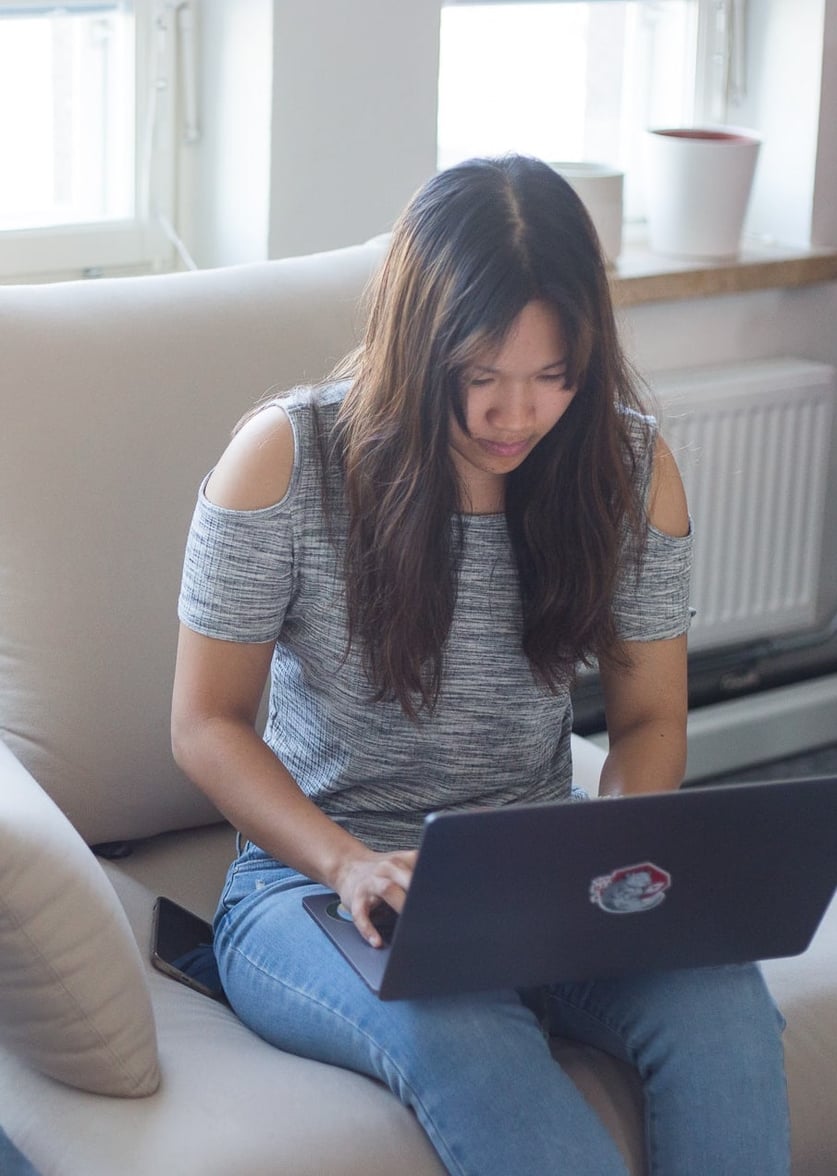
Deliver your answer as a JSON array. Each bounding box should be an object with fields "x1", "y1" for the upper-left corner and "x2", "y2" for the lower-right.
[
  {"x1": 611, "y1": 412, "x2": 694, "y2": 643},
  {"x1": 612, "y1": 522, "x2": 694, "y2": 642},
  {"x1": 177, "y1": 478, "x2": 295, "y2": 643}
]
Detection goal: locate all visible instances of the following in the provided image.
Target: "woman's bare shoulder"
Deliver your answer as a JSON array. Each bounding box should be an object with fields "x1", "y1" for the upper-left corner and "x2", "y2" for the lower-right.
[
  {"x1": 647, "y1": 434, "x2": 690, "y2": 538},
  {"x1": 205, "y1": 403, "x2": 295, "y2": 511}
]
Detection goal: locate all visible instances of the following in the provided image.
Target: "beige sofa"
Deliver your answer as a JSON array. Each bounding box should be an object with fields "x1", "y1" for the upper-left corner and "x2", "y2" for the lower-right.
[{"x1": 1, "y1": 239, "x2": 836, "y2": 1176}]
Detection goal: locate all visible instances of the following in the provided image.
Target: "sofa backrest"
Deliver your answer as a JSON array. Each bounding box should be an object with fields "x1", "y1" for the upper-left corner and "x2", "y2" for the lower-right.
[{"x1": 0, "y1": 239, "x2": 388, "y2": 844}]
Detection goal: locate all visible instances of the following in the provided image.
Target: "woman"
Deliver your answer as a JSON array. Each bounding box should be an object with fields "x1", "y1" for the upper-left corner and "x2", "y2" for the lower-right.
[{"x1": 172, "y1": 155, "x2": 788, "y2": 1174}]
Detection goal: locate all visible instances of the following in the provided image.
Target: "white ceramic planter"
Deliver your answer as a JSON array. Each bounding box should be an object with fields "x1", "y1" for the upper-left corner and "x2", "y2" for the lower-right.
[
  {"x1": 549, "y1": 162, "x2": 624, "y2": 266},
  {"x1": 644, "y1": 127, "x2": 761, "y2": 260}
]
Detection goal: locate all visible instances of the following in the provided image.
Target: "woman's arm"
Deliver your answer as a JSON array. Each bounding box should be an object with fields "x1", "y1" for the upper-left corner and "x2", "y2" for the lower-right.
[
  {"x1": 596, "y1": 435, "x2": 690, "y2": 797},
  {"x1": 171, "y1": 407, "x2": 414, "y2": 945}
]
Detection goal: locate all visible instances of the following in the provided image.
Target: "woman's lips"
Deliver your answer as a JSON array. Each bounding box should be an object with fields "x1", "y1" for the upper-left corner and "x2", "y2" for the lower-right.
[{"x1": 477, "y1": 437, "x2": 531, "y2": 459}]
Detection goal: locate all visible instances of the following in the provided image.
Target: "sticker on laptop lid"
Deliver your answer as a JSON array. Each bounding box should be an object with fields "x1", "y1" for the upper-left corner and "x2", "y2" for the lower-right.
[{"x1": 589, "y1": 862, "x2": 671, "y2": 914}]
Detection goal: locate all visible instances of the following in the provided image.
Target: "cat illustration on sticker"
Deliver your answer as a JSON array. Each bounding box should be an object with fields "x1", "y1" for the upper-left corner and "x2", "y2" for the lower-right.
[{"x1": 589, "y1": 862, "x2": 672, "y2": 914}]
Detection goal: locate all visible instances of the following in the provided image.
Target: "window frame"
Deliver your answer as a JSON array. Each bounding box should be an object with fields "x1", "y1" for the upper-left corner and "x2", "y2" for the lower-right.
[{"x1": 0, "y1": 0, "x2": 179, "y2": 283}]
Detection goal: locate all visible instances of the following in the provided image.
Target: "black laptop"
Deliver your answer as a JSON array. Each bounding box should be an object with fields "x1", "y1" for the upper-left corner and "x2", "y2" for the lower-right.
[{"x1": 303, "y1": 776, "x2": 837, "y2": 1000}]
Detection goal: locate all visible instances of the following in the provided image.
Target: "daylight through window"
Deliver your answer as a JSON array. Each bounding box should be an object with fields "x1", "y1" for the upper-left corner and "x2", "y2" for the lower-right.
[
  {"x1": 0, "y1": 3, "x2": 135, "y2": 231},
  {"x1": 438, "y1": 1, "x2": 707, "y2": 222}
]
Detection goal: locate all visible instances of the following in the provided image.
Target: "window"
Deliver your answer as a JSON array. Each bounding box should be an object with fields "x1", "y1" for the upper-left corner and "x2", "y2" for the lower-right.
[
  {"x1": 438, "y1": 1, "x2": 741, "y2": 224},
  {"x1": 0, "y1": 2, "x2": 134, "y2": 230},
  {"x1": 0, "y1": 0, "x2": 191, "y2": 281}
]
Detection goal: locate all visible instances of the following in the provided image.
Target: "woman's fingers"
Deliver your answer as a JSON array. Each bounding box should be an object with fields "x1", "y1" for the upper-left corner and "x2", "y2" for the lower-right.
[{"x1": 343, "y1": 850, "x2": 417, "y2": 947}]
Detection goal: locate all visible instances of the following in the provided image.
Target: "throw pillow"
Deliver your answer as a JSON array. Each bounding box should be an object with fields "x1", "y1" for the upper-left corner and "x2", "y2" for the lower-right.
[{"x1": 0, "y1": 740, "x2": 160, "y2": 1096}]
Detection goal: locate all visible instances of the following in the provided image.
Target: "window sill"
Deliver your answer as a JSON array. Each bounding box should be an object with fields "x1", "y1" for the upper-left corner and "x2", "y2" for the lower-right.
[
  {"x1": 0, "y1": 219, "x2": 173, "y2": 285},
  {"x1": 609, "y1": 242, "x2": 837, "y2": 308}
]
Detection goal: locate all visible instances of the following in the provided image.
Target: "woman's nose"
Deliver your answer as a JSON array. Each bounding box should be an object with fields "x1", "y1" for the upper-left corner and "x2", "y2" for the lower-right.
[{"x1": 488, "y1": 382, "x2": 534, "y2": 431}]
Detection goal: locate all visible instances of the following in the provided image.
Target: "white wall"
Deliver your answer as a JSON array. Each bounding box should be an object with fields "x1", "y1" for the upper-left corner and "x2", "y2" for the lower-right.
[
  {"x1": 186, "y1": 0, "x2": 440, "y2": 266},
  {"x1": 739, "y1": 0, "x2": 832, "y2": 248},
  {"x1": 184, "y1": 0, "x2": 273, "y2": 267},
  {"x1": 813, "y1": 0, "x2": 837, "y2": 246},
  {"x1": 267, "y1": 0, "x2": 440, "y2": 259},
  {"x1": 621, "y1": 282, "x2": 837, "y2": 376}
]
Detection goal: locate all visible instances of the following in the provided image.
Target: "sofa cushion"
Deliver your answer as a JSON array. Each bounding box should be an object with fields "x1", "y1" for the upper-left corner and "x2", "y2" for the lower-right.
[{"x1": 0, "y1": 740, "x2": 160, "y2": 1096}]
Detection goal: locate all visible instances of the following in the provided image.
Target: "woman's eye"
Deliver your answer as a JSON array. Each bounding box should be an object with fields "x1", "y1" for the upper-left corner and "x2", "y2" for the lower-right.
[
  {"x1": 540, "y1": 372, "x2": 568, "y2": 385},
  {"x1": 469, "y1": 376, "x2": 494, "y2": 388}
]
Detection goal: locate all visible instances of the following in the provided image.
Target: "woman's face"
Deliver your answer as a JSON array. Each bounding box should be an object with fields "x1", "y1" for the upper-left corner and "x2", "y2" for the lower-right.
[{"x1": 449, "y1": 300, "x2": 576, "y2": 513}]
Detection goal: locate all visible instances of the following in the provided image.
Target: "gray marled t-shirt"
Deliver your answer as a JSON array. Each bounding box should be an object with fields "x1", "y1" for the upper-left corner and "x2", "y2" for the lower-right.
[{"x1": 178, "y1": 383, "x2": 693, "y2": 851}]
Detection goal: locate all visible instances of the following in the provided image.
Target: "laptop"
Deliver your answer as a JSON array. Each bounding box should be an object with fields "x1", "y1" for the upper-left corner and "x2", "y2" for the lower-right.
[{"x1": 303, "y1": 776, "x2": 837, "y2": 1000}]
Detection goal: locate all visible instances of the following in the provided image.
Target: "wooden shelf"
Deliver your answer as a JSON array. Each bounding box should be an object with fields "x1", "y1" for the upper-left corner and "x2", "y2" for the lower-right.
[{"x1": 609, "y1": 243, "x2": 837, "y2": 307}]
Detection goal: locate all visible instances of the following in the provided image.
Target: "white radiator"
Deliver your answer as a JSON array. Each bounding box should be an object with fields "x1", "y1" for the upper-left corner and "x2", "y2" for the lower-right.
[{"x1": 650, "y1": 357, "x2": 836, "y2": 653}]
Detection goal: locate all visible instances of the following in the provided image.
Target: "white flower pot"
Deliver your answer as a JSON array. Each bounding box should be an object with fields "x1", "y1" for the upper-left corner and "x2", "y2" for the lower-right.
[
  {"x1": 549, "y1": 162, "x2": 624, "y2": 266},
  {"x1": 644, "y1": 127, "x2": 762, "y2": 260}
]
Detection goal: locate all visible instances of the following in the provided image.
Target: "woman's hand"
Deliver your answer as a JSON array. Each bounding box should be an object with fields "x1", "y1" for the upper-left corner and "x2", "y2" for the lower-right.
[{"x1": 334, "y1": 850, "x2": 418, "y2": 947}]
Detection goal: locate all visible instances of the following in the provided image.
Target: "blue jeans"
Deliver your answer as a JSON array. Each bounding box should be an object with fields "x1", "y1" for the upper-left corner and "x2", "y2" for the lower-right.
[
  {"x1": 0, "y1": 1128, "x2": 39, "y2": 1176},
  {"x1": 214, "y1": 847, "x2": 790, "y2": 1176}
]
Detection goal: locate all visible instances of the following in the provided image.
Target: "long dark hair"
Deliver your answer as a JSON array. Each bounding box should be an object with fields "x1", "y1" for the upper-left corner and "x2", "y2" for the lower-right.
[{"x1": 332, "y1": 155, "x2": 648, "y2": 717}]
